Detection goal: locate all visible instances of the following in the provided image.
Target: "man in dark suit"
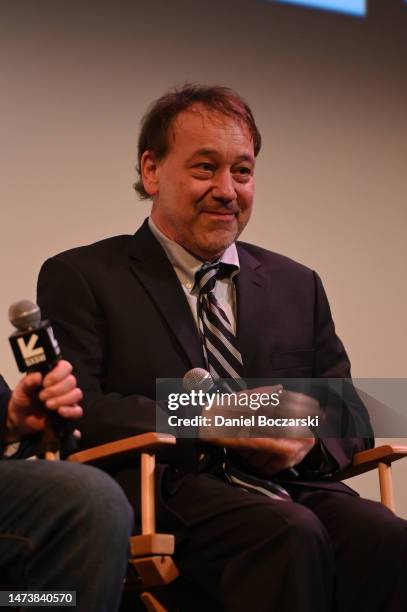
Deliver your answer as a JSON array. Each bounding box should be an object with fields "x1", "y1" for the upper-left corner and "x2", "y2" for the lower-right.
[
  {"x1": 0, "y1": 362, "x2": 133, "y2": 611},
  {"x1": 37, "y1": 85, "x2": 406, "y2": 611}
]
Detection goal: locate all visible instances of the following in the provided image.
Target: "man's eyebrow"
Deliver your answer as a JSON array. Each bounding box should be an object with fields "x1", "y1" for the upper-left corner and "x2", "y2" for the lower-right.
[
  {"x1": 187, "y1": 149, "x2": 255, "y2": 164},
  {"x1": 186, "y1": 148, "x2": 218, "y2": 161},
  {"x1": 235, "y1": 154, "x2": 255, "y2": 165}
]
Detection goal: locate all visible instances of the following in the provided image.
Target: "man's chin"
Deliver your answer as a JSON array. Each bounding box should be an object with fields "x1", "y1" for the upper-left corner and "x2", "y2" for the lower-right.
[{"x1": 194, "y1": 234, "x2": 236, "y2": 261}]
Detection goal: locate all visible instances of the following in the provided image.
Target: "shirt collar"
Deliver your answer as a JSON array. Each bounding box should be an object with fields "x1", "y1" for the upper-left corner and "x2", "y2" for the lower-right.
[{"x1": 148, "y1": 217, "x2": 240, "y2": 292}]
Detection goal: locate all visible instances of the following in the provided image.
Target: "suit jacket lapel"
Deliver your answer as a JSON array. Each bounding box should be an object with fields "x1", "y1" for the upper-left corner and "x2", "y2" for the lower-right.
[
  {"x1": 235, "y1": 244, "x2": 270, "y2": 377},
  {"x1": 127, "y1": 220, "x2": 206, "y2": 369}
]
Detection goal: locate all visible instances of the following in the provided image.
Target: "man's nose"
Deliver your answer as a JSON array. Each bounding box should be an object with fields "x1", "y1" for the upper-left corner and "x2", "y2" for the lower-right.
[{"x1": 212, "y1": 170, "x2": 237, "y2": 202}]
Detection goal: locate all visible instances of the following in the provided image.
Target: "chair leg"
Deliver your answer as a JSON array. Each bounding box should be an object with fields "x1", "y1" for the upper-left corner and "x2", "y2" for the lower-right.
[{"x1": 378, "y1": 462, "x2": 395, "y2": 512}]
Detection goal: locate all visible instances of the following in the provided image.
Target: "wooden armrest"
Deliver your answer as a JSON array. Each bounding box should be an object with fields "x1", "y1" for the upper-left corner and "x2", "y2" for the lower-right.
[
  {"x1": 67, "y1": 432, "x2": 176, "y2": 467},
  {"x1": 336, "y1": 444, "x2": 407, "y2": 481},
  {"x1": 68, "y1": 432, "x2": 177, "y2": 540}
]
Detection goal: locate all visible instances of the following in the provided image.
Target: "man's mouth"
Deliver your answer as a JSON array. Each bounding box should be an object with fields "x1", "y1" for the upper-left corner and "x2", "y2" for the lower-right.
[{"x1": 200, "y1": 209, "x2": 237, "y2": 219}]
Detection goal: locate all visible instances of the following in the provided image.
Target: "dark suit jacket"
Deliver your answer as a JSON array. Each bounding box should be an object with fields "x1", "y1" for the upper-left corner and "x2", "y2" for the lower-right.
[{"x1": 37, "y1": 219, "x2": 373, "y2": 506}]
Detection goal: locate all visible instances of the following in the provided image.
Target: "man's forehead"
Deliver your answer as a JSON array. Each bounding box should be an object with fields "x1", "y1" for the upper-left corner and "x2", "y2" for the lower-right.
[{"x1": 169, "y1": 104, "x2": 253, "y2": 150}]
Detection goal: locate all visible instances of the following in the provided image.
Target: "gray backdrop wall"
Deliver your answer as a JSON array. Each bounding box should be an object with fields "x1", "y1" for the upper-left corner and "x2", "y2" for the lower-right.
[{"x1": 1, "y1": 0, "x2": 406, "y2": 515}]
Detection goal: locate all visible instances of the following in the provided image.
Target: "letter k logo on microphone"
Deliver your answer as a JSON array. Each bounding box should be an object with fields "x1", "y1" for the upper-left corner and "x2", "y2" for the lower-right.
[{"x1": 17, "y1": 334, "x2": 45, "y2": 363}]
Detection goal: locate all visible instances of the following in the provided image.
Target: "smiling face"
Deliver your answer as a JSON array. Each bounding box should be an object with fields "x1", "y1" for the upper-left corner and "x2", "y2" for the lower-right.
[{"x1": 141, "y1": 105, "x2": 255, "y2": 261}]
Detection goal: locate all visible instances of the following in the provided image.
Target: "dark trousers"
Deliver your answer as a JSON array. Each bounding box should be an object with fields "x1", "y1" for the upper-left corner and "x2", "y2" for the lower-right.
[{"x1": 162, "y1": 471, "x2": 407, "y2": 612}]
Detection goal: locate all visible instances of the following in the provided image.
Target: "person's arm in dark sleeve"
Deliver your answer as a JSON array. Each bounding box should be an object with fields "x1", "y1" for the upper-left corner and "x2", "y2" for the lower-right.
[
  {"x1": 1, "y1": 374, "x2": 44, "y2": 459},
  {"x1": 37, "y1": 256, "x2": 160, "y2": 448},
  {"x1": 0, "y1": 375, "x2": 12, "y2": 458},
  {"x1": 0, "y1": 375, "x2": 42, "y2": 460},
  {"x1": 1, "y1": 364, "x2": 83, "y2": 460},
  {"x1": 37, "y1": 255, "x2": 188, "y2": 466},
  {"x1": 297, "y1": 272, "x2": 374, "y2": 477}
]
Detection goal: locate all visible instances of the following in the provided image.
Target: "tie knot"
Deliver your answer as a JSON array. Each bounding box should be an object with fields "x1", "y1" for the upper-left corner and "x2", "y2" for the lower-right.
[
  {"x1": 195, "y1": 263, "x2": 220, "y2": 295},
  {"x1": 195, "y1": 263, "x2": 237, "y2": 295}
]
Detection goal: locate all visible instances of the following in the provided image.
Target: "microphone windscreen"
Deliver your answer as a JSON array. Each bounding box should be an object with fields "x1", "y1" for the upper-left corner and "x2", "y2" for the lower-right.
[
  {"x1": 9, "y1": 300, "x2": 41, "y2": 330},
  {"x1": 183, "y1": 367, "x2": 214, "y2": 393}
]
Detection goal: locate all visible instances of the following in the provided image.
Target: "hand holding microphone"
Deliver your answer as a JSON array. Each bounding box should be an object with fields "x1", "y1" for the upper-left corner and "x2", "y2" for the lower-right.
[
  {"x1": 8, "y1": 300, "x2": 81, "y2": 458},
  {"x1": 182, "y1": 367, "x2": 316, "y2": 476},
  {"x1": 5, "y1": 361, "x2": 82, "y2": 442}
]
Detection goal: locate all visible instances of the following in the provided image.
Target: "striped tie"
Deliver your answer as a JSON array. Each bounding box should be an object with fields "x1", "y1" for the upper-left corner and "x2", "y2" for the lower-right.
[
  {"x1": 195, "y1": 262, "x2": 244, "y2": 384},
  {"x1": 195, "y1": 263, "x2": 293, "y2": 501}
]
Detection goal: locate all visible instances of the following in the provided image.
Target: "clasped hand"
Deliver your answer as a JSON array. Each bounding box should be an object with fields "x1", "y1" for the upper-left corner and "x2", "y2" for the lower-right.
[{"x1": 201, "y1": 385, "x2": 323, "y2": 476}]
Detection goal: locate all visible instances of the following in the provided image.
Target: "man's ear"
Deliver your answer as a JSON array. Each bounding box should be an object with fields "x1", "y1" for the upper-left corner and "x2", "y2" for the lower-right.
[{"x1": 140, "y1": 150, "x2": 160, "y2": 196}]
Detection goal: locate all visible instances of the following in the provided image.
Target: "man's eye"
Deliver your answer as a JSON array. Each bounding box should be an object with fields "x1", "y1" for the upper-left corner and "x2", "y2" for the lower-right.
[
  {"x1": 233, "y1": 166, "x2": 252, "y2": 181},
  {"x1": 192, "y1": 163, "x2": 215, "y2": 178},
  {"x1": 197, "y1": 163, "x2": 214, "y2": 171},
  {"x1": 235, "y1": 166, "x2": 251, "y2": 175}
]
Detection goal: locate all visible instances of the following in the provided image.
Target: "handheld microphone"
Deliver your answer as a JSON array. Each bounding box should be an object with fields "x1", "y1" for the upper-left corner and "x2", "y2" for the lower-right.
[
  {"x1": 8, "y1": 299, "x2": 78, "y2": 457},
  {"x1": 183, "y1": 367, "x2": 241, "y2": 394}
]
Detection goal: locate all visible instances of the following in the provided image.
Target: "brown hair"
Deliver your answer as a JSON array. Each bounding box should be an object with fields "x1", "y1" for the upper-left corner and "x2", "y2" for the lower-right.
[{"x1": 134, "y1": 83, "x2": 262, "y2": 199}]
